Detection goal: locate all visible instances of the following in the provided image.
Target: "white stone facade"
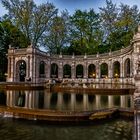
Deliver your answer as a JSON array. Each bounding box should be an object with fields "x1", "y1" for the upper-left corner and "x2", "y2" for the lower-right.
[{"x1": 6, "y1": 26, "x2": 140, "y2": 86}]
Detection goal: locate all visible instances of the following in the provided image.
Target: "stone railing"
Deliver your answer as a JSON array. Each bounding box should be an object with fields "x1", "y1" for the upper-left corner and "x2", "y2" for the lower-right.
[
  {"x1": 15, "y1": 48, "x2": 28, "y2": 54},
  {"x1": 9, "y1": 45, "x2": 133, "y2": 60},
  {"x1": 49, "y1": 46, "x2": 133, "y2": 60},
  {"x1": 111, "y1": 45, "x2": 132, "y2": 56},
  {"x1": 35, "y1": 48, "x2": 49, "y2": 56}
]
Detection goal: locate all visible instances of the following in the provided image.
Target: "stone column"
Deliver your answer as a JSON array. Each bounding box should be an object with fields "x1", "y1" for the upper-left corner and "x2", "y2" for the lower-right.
[
  {"x1": 29, "y1": 55, "x2": 33, "y2": 80},
  {"x1": 58, "y1": 62, "x2": 63, "y2": 79},
  {"x1": 7, "y1": 57, "x2": 11, "y2": 79},
  {"x1": 71, "y1": 62, "x2": 75, "y2": 79},
  {"x1": 96, "y1": 61, "x2": 100, "y2": 79},
  {"x1": 120, "y1": 60, "x2": 124, "y2": 78},
  {"x1": 46, "y1": 60, "x2": 51, "y2": 79},
  {"x1": 10, "y1": 56, "x2": 15, "y2": 82},
  {"x1": 26, "y1": 56, "x2": 30, "y2": 78},
  {"x1": 83, "y1": 63, "x2": 88, "y2": 79},
  {"x1": 108, "y1": 60, "x2": 113, "y2": 78},
  {"x1": 32, "y1": 51, "x2": 37, "y2": 83},
  {"x1": 130, "y1": 57, "x2": 133, "y2": 78}
]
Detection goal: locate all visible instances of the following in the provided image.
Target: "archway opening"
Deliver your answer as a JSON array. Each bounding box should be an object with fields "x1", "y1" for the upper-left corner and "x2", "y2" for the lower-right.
[
  {"x1": 39, "y1": 61, "x2": 45, "y2": 78},
  {"x1": 88, "y1": 64, "x2": 96, "y2": 78},
  {"x1": 63, "y1": 64, "x2": 71, "y2": 78},
  {"x1": 100, "y1": 63, "x2": 108, "y2": 78},
  {"x1": 16, "y1": 60, "x2": 26, "y2": 82},
  {"x1": 51, "y1": 63, "x2": 58, "y2": 78},
  {"x1": 113, "y1": 61, "x2": 120, "y2": 78},
  {"x1": 124, "y1": 58, "x2": 130, "y2": 78},
  {"x1": 76, "y1": 64, "x2": 83, "y2": 78}
]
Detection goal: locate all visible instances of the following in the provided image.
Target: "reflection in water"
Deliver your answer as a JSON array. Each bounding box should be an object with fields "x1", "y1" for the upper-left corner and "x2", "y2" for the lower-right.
[
  {"x1": 64, "y1": 83, "x2": 135, "y2": 89},
  {"x1": 0, "y1": 91, "x2": 6, "y2": 106},
  {"x1": 0, "y1": 118, "x2": 133, "y2": 140},
  {"x1": 0, "y1": 89, "x2": 134, "y2": 139},
  {"x1": 4, "y1": 90, "x2": 134, "y2": 111},
  {"x1": 17, "y1": 91, "x2": 25, "y2": 107}
]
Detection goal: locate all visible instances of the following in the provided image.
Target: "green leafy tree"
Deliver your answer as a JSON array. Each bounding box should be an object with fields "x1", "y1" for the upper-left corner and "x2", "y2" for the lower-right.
[
  {"x1": 70, "y1": 9, "x2": 103, "y2": 55},
  {"x1": 0, "y1": 20, "x2": 28, "y2": 81},
  {"x1": 99, "y1": 0, "x2": 118, "y2": 48},
  {"x1": 1, "y1": 0, "x2": 57, "y2": 47},
  {"x1": 44, "y1": 10, "x2": 70, "y2": 54},
  {"x1": 109, "y1": 4, "x2": 140, "y2": 50}
]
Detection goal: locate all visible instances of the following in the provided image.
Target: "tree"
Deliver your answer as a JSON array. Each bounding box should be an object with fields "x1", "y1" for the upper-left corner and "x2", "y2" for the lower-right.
[
  {"x1": 99, "y1": 0, "x2": 118, "y2": 41},
  {"x1": 44, "y1": 10, "x2": 70, "y2": 54},
  {"x1": 99, "y1": 0, "x2": 140, "y2": 51},
  {"x1": 0, "y1": 20, "x2": 28, "y2": 81},
  {"x1": 109, "y1": 4, "x2": 140, "y2": 50},
  {"x1": 69, "y1": 9, "x2": 103, "y2": 55},
  {"x1": 117, "y1": 4, "x2": 140, "y2": 32},
  {"x1": 1, "y1": 0, "x2": 57, "y2": 47}
]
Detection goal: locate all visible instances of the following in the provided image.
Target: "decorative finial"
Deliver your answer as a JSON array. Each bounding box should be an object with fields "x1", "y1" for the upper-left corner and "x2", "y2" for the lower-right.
[
  {"x1": 84, "y1": 53, "x2": 87, "y2": 58},
  {"x1": 9, "y1": 44, "x2": 11, "y2": 49}
]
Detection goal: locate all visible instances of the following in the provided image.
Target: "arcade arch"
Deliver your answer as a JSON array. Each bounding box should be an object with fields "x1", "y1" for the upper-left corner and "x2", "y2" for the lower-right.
[
  {"x1": 16, "y1": 60, "x2": 26, "y2": 82},
  {"x1": 88, "y1": 64, "x2": 96, "y2": 78},
  {"x1": 113, "y1": 61, "x2": 120, "y2": 78},
  {"x1": 76, "y1": 64, "x2": 84, "y2": 78},
  {"x1": 124, "y1": 58, "x2": 131, "y2": 78},
  {"x1": 51, "y1": 63, "x2": 58, "y2": 78},
  {"x1": 100, "y1": 63, "x2": 108, "y2": 78},
  {"x1": 39, "y1": 61, "x2": 45, "y2": 78},
  {"x1": 63, "y1": 64, "x2": 71, "y2": 78}
]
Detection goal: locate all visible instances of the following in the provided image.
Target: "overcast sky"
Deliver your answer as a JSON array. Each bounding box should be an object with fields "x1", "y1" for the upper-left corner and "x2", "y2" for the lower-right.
[{"x1": 0, "y1": 0, "x2": 140, "y2": 16}]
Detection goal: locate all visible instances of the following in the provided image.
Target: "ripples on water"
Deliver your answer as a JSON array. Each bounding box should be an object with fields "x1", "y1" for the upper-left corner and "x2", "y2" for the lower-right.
[{"x1": 0, "y1": 118, "x2": 133, "y2": 140}]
